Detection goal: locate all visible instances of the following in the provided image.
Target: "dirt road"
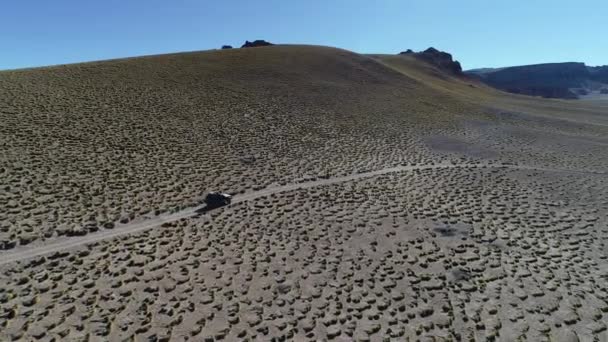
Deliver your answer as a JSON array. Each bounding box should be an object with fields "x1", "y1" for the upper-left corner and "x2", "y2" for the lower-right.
[{"x1": 1, "y1": 163, "x2": 604, "y2": 266}]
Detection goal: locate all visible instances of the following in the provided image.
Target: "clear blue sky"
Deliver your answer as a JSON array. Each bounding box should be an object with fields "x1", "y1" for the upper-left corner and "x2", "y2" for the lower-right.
[{"x1": 1, "y1": 0, "x2": 606, "y2": 70}]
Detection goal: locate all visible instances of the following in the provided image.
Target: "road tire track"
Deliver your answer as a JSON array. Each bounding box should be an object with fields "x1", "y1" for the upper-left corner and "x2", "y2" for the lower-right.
[{"x1": 1, "y1": 163, "x2": 604, "y2": 266}]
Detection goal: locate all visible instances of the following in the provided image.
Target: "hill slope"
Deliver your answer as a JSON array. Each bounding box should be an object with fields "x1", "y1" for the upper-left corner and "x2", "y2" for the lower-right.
[
  {"x1": 2, "y1": 45, "x2": 608, "y2": 342},
  {"x1": 2, "y1": 45, "x2": 608, "y2": 249},
  {"x1": 2, "y1": 45, "x2": 608, "y2": 248},
  {"x1": 373, "y1": 53, "x2": 608, "y2": 121},
  {"x1": 0, "y1": 45, "x2": 477, "y2": 247}
]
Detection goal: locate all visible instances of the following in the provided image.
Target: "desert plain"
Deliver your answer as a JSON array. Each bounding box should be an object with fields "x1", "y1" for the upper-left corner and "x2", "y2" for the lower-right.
[{"x1": 1, "y1": 45, "x2": 608, "y2": 341}]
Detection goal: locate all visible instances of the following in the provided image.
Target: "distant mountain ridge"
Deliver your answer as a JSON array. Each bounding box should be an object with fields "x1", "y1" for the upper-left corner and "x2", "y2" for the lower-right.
[{"x1": 467, "y1": 62, "x2": 608, "y2": 99}]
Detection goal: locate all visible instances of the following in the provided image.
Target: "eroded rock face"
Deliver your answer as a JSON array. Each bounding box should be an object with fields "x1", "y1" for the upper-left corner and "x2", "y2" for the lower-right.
[
  {"x1": 467, "y1": 62, "x2": 608, "y2": 99},
  {"x1": 400, "y1": 47, "x2": 463, "y2": 75},
  {"x1": 474, "y1": 62, "x2": 587, "y2": 99},
  {"x1": 589, "y1": 65, "x2": 608, "y2": 83},
  {"x1": 417, "y1": 47, "x2": 463, "y2": 75},
  {"x1": 241, "y1": 40, "x2": 273, "y2": 48}
]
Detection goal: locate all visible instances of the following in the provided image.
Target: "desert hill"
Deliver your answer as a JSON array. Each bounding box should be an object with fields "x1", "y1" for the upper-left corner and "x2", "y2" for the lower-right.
[
  {"x1": 1, "y1": 44, "x2": 607, "y2": 248},
  {"x1": 0, "y1": 45, "x2": 481, "y2": 248},
  {"x1": 1, "y1": 44, "x2": 608, "y2": 341},
  {"x1": 373, "y1": 52, "x2": 608, "y2": 120}
]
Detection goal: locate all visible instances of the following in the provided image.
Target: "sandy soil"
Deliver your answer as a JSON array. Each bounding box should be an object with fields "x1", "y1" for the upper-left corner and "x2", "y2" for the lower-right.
[{"x1": 1, "y1": 45, "x2": 608, "y2": 341}]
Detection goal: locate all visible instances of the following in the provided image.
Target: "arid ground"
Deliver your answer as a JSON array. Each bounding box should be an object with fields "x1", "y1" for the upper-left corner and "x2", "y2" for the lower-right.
[{"x1": 1, "y1": 45, "x2": 607, "y2": 341}]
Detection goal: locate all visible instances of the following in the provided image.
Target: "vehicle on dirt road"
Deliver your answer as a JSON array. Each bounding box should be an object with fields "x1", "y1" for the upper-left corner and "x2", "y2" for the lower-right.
[{"x1": 204, "y1": 192, "x2": 232, "y2": 209}]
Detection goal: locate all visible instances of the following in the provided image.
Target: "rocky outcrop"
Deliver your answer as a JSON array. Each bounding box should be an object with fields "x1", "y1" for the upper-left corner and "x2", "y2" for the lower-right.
[
  {"x1": 241, "y1": 40, "x2": 273, "y2": 48},
  {"x1": 417, "y1": 48, "x2": 463, "y2": 75},
  {"x1": 400, "y1": 47, "x2": 463, "y2": 75},
  {"x1": 221, "y1": 45, "x2": 233, "y2": 50}
]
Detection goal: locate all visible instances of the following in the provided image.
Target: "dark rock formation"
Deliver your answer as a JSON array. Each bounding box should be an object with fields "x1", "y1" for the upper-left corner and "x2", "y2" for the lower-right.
[
  {"x1": 241, "y1": 40, "x2": 273, "y2": 48},
  {"x1": 221, "y1": 45, "x2": 233, "y2": 49},
  {"x1": 417, "y1": 48, "x2": 463, "y2": 75},
  {"x1": 400, "y1": 47, "x2": 463, "y2": 75},
  {"x1": 467, "y1": 62, "x2": 591, "y2": 99}
]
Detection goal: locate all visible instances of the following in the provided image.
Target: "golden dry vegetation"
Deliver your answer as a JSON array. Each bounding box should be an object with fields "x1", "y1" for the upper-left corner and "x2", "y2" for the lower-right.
[{"x1": 1, "y1": 45, "x2": 485, "y2": 247}]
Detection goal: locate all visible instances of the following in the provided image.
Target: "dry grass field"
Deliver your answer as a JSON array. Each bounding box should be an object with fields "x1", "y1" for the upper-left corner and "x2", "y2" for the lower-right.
[
  {"x1": 1, "y1": 45, "x2": 607, "y2": 341},
  {"x1": 0, "y1": 45, "x2": 475, "y2": 247}
]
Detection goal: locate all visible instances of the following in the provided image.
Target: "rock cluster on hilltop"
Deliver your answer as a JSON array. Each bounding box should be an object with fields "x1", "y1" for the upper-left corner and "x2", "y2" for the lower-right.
[
  {"x1": 241, "y1": 40, "x2": 273, "y2": 48},
  {"x1": 221, "y1": 45, "x2": 233, "y2": 49},
  {"x1": 400, "y1": 47, "x2": 463, "y2": 75}
]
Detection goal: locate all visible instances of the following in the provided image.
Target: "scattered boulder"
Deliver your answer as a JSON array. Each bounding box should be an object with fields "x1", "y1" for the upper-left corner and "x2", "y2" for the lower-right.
[
  {"x1": 221, "y1": 45, "x2": 233, "y2": 49},
  {"x1": 241, "y1": 40, "x2": 273, "y2": 48}
]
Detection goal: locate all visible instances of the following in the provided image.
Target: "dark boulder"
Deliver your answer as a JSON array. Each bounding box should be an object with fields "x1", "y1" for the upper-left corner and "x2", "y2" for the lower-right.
[
  {"x1": 221, "y1": 45, "x2": 233, "y2": 49},
  {"x1": 241, "y1": 40, "x2": 273, "y2": 48}
]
